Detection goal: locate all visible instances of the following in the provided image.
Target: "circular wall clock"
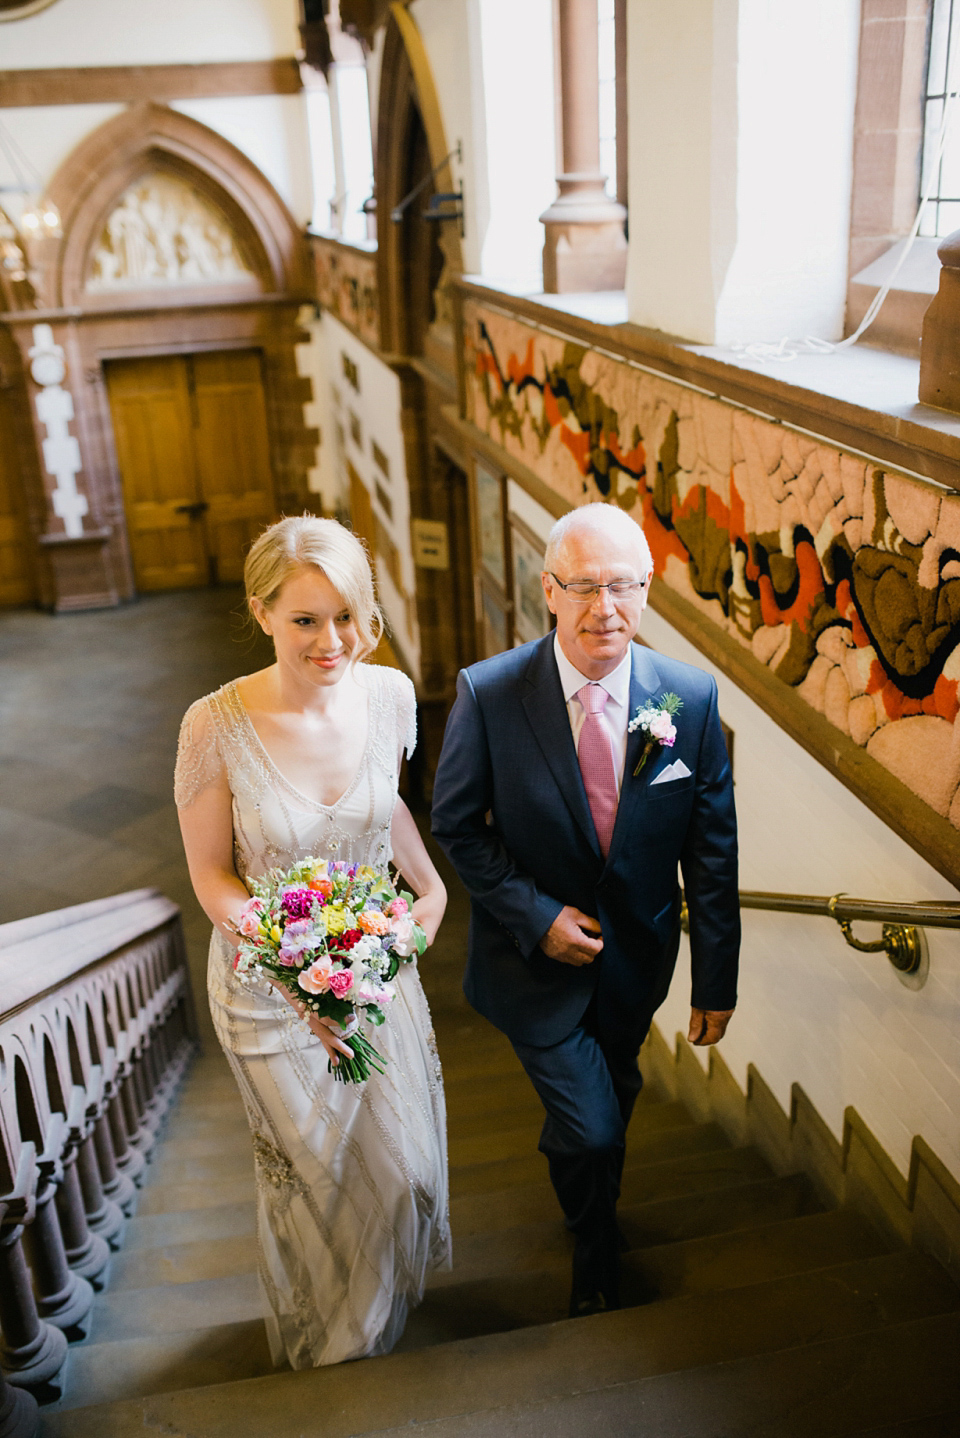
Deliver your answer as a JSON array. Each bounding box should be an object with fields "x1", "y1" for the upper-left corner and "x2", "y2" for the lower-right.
[{"x1": 0, "y1": 0, "x2": 62, "y2": 19}]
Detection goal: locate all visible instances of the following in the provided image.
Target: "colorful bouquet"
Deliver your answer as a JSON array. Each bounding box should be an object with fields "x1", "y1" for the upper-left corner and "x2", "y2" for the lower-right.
[{"x1": 233, "y1": 860, "x2": 426, "y2": 1084}]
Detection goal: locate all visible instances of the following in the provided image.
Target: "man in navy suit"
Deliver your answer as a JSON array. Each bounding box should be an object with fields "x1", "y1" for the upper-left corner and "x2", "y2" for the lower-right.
[{"x1": 431, "y1": 503, "x2": 739, "y2": 1315}]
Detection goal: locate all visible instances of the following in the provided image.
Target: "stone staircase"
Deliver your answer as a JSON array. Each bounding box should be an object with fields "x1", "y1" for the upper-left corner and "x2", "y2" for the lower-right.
[{"x1": 40, "y1": 994, "x2": 960, "y2": 1438}]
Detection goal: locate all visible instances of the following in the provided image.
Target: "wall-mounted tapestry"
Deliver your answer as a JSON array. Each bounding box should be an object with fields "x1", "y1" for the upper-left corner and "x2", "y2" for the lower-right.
[
  {"x1": 464, "y1": 300, "x2": 960, "y2": 834},
  {"x1": 312, "y1": 237, "x2": 380, "y2": 349}
]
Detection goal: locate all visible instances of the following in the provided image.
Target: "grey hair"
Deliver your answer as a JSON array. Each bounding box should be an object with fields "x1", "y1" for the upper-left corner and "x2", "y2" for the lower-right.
[
  {"x1": 244, "y1": 515, "x2": 383, "y2": 661},
  {"x1": 544, "y1": 503, "x2": 653, "y2": 578}
]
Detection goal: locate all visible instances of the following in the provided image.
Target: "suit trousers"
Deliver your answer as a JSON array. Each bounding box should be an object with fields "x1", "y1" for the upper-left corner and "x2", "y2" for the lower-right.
[
  {"x1": 511, "y1": 991, "x2": 644, "y2": 1305},
  {"x1": 509, "y1": 939, "x2": 680, "y2": 1305}
]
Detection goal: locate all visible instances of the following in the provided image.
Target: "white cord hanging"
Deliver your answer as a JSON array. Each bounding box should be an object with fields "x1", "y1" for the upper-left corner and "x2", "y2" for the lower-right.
[{"x1": 729, "y1": 87, "x2": 960, "y2": 363}]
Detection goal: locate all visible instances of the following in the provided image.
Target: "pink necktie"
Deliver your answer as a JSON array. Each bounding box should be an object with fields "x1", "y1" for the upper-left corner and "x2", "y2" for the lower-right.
[{"x1": 576, "y1": 683, "x2": 618, "y2": 856}]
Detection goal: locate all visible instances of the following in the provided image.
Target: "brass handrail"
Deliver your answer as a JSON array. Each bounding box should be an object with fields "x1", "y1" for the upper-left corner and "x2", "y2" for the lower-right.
[
  {"x1": 680, "y1": 890, "x2": 960, "y2": 977},
  {"x1": 737, "y1": 891, "x2": 960, "y2": 929}
]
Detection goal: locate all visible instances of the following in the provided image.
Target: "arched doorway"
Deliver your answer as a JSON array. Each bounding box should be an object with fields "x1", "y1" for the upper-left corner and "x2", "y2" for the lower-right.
[
  {"x1": 374, "y1": 7, "x2": 475, "y2": 779},
  {"x1": 2, "y1": 103, "x2": 317, "y2": 609}
]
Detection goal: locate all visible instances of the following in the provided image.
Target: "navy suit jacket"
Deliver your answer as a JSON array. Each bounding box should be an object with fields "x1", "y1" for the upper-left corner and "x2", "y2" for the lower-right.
[{"x1": 431, "y1": 635, "x2": 740, "y2": 1049}]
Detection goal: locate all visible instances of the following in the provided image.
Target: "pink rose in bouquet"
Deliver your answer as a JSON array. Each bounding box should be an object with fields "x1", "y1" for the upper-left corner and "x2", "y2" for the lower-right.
[
  {"x1": 238, "y1": 898, "x2": 265, "y2": 938},
  {"x1": 298, "y1": 955, "x2": 335, "y2": 994},
  {"x1": 327, "y1": 968, "x2": 354, "y2": 999}
]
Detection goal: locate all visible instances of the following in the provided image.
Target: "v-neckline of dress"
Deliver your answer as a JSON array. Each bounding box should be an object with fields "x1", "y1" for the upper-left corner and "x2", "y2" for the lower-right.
[{"x1": 229, "y1": 674, "x2": 372, "y2": 813}]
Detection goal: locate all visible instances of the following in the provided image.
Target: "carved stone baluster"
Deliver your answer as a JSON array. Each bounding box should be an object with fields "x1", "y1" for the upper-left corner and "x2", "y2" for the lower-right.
[
  {"x1": 55, "y1": 1089, "x2": 110, "y2": 1290},
  {"x1": 75, "y1": 1067, "x2": 125, "y2": 1246},
  {"x1": 0, "y1": 1147, "x2": 67, "y2": 1398},
  {"x1": 92, "y1": 1111, "x2": 136, "y2": 1216},
  {"x1": 117, "y1": 1031, "x2": 157, "y2": 1158},
  {"x1": 104, "y1": 1049, "x2": 145, "y2": 1188},
  {"x1": 0, "y1": 1368, "x2": 39, "y2": 1438},
  {"x1": 76, "y1": 1131, "x2": 124, "y2": 1248},
  {"x1": 23, "y1": 1116, "x2": 94, "y2": 1336}
]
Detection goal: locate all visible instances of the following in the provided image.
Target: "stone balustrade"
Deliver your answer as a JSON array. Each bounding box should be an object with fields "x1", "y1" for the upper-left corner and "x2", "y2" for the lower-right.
[{"x1": 0, "y1": 888, "x2": 196, "y2": 1434}]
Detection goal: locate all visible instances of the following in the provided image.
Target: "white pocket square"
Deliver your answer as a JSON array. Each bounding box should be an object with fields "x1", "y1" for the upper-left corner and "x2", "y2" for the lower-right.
[{"x1": 650, "y1": 758, "x2": 692, "y2": 786}]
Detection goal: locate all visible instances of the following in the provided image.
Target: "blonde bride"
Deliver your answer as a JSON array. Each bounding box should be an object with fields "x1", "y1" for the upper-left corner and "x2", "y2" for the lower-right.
[{"x1": 175, "y1": 516, "x2": 450, "y2": 1367}]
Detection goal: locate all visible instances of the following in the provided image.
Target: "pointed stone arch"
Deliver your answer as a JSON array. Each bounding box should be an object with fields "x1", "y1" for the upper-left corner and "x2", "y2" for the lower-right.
[
  {"x1": 33, "y1": 102, "x2": 312, "y2": 310},
  {"x1": 376, "y1": 3, "x2": 462, "y2": 355}
]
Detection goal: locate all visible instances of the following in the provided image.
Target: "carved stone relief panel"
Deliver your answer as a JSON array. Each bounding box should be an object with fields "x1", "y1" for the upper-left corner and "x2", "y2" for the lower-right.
[{"x1": 86, "y1": 172, "x2": 254, "y2": 291}]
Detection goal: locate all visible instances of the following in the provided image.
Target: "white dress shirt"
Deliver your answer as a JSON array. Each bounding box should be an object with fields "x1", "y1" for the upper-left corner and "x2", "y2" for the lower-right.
[{"x1": 553, "y1": 634, "x2": 632, "y2": 795}]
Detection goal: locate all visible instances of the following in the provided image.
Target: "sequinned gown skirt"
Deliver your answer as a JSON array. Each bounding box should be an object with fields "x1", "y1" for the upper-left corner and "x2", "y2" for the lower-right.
[{"x1": 208, "y1": 929, "x2": 451, "y2": 1368}]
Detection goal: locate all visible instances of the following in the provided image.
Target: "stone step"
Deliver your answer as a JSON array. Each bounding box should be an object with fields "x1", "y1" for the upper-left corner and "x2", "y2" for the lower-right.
[
  {"x1": 631, "y1": 1207, "x2": 891, "y2": 1299},
  {"x1": 447, "y1": 1098, "x2": 696, "y2": 1168},
  {"x1": 109, "y1": 1231, "x2": 257, "y2": 1291},
  {"x1": 450, "y1": 1144, "x2": 773, "y2": 1235},
  {"x1": 620, "y1": 1170, "x2": 820, "y2": 1249},
  {"x1": 120, "y1": 1199, "x2": 256, "y2": 1254},
  {"x1": 42, "y1": 1261, "x2": 960, "y2": 1438},
  {"x1": 113, "y1": 1173, "x2": 815, "y2": 1300},
  {"x1": 134, "y1": 1173, "x2": 255, "y2": 1216},
  {"x1": 140, "y1": 1144, "x2": 254, "y2": 1188},
  {"x1": 87, "y1": 1270, "x2": 261, "y2": 1344},
  {"x1": 410, "y1": 1209, "x2": 891, "y2": 1339},
  {"x1": 368, "y1": 1309, "x2": 960, "y2": 1438},
  {"x1": 58, "y1": 1320, "x2": 273, "y2": 1413},
  {"x1": 449, "y1": 1120, "x2": 734, "y2": 1198},
  {"x1": 436, "y1": 1172, "x2": 818, "y2": 1287}
]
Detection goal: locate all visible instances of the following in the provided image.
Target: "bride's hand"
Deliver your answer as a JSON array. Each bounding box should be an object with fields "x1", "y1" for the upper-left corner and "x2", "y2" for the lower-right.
[
  {"x1": 307, "y1": 1013, "x2": 355, "y2": 1066},
  {"x1": 411, "y1": 889, "x2": 446, "y2": 947},
  {"x1": 267, "y1": 978, "x2": 354, "y2": 1065}
]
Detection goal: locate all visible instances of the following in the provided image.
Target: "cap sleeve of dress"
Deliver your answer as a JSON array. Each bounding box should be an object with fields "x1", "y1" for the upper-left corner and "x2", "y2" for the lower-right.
[
  {"x1": 174, "y1": 696, "x2": 226, "y2": 808},
  {"x1": 395, "y1": 670, "x2": 417, "y2": 768}
]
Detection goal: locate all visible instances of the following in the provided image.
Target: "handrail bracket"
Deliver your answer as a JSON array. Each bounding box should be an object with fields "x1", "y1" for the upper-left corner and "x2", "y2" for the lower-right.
[{"x1": 828, "y1": 894, "x2": 924, "y2": 974}]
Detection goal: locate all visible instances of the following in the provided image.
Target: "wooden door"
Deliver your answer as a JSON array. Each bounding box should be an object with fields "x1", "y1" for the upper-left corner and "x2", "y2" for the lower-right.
[
  {"x1": 191, "y1": 352, "x2": 275, "y2": 583},
  {"x1": 106, "y1": 352, "x2": 276, "y2": 592},
  {"x1": 0, "y1": 389, "x2": 35, "y2": 606},
  {"x1": 106, "y1": 357, "x2": 207, "y2": 591}
]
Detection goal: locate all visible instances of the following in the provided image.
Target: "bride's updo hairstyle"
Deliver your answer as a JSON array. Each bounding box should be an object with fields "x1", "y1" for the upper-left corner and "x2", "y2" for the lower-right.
[{"x1": 245, "y1": 515, "x2": 383, "y2": 661}]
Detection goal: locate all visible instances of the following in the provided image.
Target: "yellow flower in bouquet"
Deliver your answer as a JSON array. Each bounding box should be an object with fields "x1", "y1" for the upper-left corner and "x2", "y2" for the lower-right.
[{"x1": 323, "y1": 905, "x2": 350, "y2": 937}]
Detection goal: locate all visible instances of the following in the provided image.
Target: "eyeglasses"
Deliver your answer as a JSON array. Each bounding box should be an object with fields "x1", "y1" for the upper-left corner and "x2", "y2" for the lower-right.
[{"x1": 548, "y1": 573, "x2": 649, "y2": 600}]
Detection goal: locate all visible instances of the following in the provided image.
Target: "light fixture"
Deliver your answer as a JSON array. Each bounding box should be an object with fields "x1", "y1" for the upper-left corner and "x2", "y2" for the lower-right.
[{"x1": 0, "y1": 116, "x2": 63, "y2": 259}]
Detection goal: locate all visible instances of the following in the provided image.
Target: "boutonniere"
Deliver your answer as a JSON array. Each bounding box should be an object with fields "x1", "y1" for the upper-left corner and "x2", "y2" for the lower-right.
[{"x1": 628, "y1": 693, "x2": 683, "y2": 776}]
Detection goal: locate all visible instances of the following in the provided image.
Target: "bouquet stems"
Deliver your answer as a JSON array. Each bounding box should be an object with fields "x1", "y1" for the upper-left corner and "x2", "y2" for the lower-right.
[{"x1": 328, "y1": 1028, "x2": 387, "y2": 1085}]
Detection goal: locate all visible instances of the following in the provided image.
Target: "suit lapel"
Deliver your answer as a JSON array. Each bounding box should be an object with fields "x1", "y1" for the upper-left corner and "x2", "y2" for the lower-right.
[
  {"x1": 610, "y1": 644, "x2": 664, "y2": 857},
  {"x1": 520, "y1": 637, "x2": 599, "y2": 855}
]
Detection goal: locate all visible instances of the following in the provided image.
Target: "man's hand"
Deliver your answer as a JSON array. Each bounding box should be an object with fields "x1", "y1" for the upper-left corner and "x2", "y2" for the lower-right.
[
  {"x1": 539, "y1": 907, "x2": 604, "y2": 967},
  {"x1": 688, "y1": 1007, "x2": 735, "y2": 1046}
]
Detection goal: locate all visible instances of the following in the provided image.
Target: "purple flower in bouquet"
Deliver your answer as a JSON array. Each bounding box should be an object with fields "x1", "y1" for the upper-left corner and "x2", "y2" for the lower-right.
[{"x1": 278, "y1": 918, "x2": 318, "y2": 966}]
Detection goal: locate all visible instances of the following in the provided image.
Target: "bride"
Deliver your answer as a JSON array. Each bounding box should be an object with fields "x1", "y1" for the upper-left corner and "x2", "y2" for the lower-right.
[{"x1": 175, "y1": 515, "x2": 450, "y2": 1368}]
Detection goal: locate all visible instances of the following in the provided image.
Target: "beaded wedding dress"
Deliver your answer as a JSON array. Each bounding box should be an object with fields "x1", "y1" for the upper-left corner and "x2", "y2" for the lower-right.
[{"x1": 175, "y1": 664, "x2": 450, "y2": 1368}]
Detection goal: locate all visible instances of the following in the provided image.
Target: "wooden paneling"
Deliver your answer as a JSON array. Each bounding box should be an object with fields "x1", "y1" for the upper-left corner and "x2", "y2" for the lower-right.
[
  {"x1": 0, "y1": 388, "x2": 34, "y2": 607},
  {"x1": 191, "y1": 352, "x2": 276, "y2": 584},
  {"x1": 106, "y1": 351, "x2": 276, "y2": 593},
  {"x1": 106, "y1": 357, "x2": 207, "y2": 592},
  {"x1": 0, "y1": 59, "x2": 302, "y2": 108}
]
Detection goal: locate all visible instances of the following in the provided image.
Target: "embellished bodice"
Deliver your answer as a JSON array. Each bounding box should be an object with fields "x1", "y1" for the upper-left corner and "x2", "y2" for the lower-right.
[{"x1": 174, "y1": 664, "x2": 417, "y2": 881}]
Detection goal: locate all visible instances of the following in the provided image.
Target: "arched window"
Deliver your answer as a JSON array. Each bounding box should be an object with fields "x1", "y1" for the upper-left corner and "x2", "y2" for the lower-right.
[
  {"x1": 303, "y1": 0, "x2": 375, "y2": 242},
  {"x1": 921, "y1": 0, "x2": 960, "y2": 236}
]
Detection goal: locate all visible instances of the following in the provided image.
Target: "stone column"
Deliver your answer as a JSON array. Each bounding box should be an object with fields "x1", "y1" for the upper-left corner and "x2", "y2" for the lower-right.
[{"x1": 540, "y1": 0, "x2": 627, "y2": 293}]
